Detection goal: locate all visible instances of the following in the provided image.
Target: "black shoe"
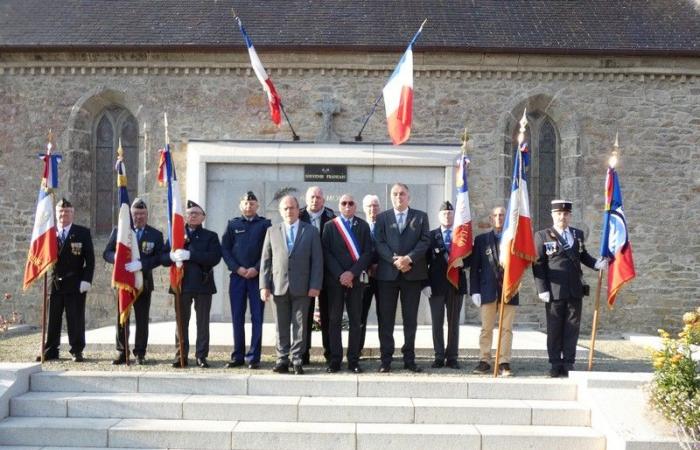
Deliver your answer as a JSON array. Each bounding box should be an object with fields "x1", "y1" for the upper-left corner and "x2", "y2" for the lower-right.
[
  {"x1": 302, "y1": 355, "x2": 311, "y2": 365},
  {"x1": 196, "y1": 358, "x2": 209, "y2": 368},
  {"x1": 349, "y1": 365, "x2": 364, "y2": 374},
  {"x1": 326, "y1": 364, "x2": 340, "y2": 373},
  {"x1": 472, "y1": 361, "x2": 491, "y2": 374},
  {"x1": 226, "y1": 360, "x2": 245, "y2": 368},
  {"x1": 272, "y1": 363, "x2": 289, "y2": 374},
  {"x1": 36, "y1": 353, "x2": 59, "y2": 362},
  {"x1": 248, "y1": 362, "x2": 260, "y2": 370},
  {"x1": 549, "y1": 366, "x2": 561, "y2": 378},
  {"x1": 404, "y1": 363, "x2": 423, "y2": 373},
  {"x1": 293, "y1": 364, "x2": 304, "y2": 375},
  {"x1": 378, "y1": 364, "x2": 391, "y2": 373},
  {"x1": 498, "y1": 363, "x2": 513, "y2": 377},
  {"x1": 445, "y1": 360, "x2": 461, "y2": 370},
  {"x1": 112, "y1": 353, "x2": 127, "y2": 365},
  {"x1": 560, "y1": 367, "x2": 570, "y2": 378},
  {"x1": 172, "y1": 359, "x2": 188, "y2": 368},
  {"x1": 72, "y1": 353, "x2": 84, "y2": 363},
  {"x1": 135, "y1": 356, "x2": 146, "y2": 365},
  {"x1": 431, "y1": 359, "x2": 445, "y2": 368}
]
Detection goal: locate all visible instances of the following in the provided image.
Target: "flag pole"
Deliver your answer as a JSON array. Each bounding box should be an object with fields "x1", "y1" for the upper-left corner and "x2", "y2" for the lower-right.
[
  {"x1": 165, "y1": 113, "x2": 186, "y2": 369},
  {"x1": 40, "y1": 274, "x2": 48, "y2": 363},
  {"x1": 493, "y1": 290, "x2": 507, "y2": 378},
  {"x1": 588, "y1": 270, "x2": 604, "y2": 370},
  {"x1": 279, "y1": 103, "x2": 300, "y2": 141}
]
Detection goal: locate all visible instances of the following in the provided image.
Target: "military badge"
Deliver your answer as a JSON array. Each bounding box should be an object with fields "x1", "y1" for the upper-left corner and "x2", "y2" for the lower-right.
[
  {"x1": 71, "y1": 242, "x2": 82, "y2": 255},
  {"x1": 141, "y1": 241, "x2": 154, "y2": 254},
  {"x1": 544, "y1": 241, "x2": 558, "y2": 255},
  {"x1": 485, "y1": 248, "x2": 492, "y2": 255}
]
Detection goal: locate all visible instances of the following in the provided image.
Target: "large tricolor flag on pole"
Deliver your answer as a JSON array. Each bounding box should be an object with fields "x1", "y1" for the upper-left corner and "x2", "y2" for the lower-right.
[
  {"x1": 158, "y1": 143, "x2": 185, "y2": 294},
  {"x1": 23, "y1": 142, "x2": 61, "y2": 290},
  {"x1": 600, "y1": 162, "x2": 635, "y2": 306},
  {"x1": 499, "y1": 112, "x2": 537, "y2": 302},
  {"x1": 235, "y1": 15, "x2": 282, "y2": 126},
  {"x1": 112, "y1": 148, "x2": 143, "y2": 325},
  {"x1": 382, "y1": 20, "x2": 426, "y2": 145},
  {"x1": 447, "y1": 154, "x2": 473, "y2": 288}
]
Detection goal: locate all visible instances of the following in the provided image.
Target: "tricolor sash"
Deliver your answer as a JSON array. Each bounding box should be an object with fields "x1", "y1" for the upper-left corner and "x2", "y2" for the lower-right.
[{"x1": 332, "y1": 217, "x2": 360, "y2": 262}]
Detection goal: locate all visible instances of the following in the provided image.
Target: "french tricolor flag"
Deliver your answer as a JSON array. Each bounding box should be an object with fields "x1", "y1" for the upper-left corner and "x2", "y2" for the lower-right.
[
  {"x1": 383, "y1": 21, "x2": 426, "y2": 145},
  {"x1": 499, "y1": 112, "x2": 537, "y2": 302},
  {"x1": 158, "y1": 143, "x2": 185, "y2": 294},
  {"x1": 236, "y1": 16, "x2": 282, "y2": 126},
  {"x1": 23, "y1": 142, "x2": 61, "y2": 290},
  {"x1": 447, "y1": 154, "x2": 473, "y2": 288}
]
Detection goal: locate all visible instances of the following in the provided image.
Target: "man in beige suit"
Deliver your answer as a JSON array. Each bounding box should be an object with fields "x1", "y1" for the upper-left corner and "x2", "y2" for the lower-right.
[{"x1": 260, "y1": 195, "x2": 324, "y2": 375}]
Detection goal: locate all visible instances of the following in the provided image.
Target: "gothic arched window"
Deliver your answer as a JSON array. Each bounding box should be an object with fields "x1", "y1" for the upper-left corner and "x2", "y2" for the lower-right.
[
  {"x1": 93, "y1": 107, "x2": 139, "y2": 234},
  {"x1": 508, "y1": 111, "x2": 559, "y2": 232}
]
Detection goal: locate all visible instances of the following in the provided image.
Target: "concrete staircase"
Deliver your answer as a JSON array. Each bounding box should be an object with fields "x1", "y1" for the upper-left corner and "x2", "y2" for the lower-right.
[{"x1": 0, "y1": 370, "x2": 606, "y2": 450}]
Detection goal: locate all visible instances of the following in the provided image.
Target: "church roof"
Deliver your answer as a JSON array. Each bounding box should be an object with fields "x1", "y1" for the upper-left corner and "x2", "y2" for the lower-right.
[{"x1": 1, "y1": 0, "x2": 698, "y2": 55}]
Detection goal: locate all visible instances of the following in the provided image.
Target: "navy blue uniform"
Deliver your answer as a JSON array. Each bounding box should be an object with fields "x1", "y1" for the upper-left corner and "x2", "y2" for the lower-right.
[
  {"x1": 221, "y1": 214, "x2": 271, "y2": 364},
  {"x1": 103, "y1": 224, "x2": 164, "y2": 358},
  {"x1": 163, "y1": 225, "x2": 222, "y2": 360}
]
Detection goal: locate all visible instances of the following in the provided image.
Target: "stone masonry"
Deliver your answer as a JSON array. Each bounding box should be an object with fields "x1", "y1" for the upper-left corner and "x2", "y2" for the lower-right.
[{"x1": 0, "y1": 51, "x2": 698, "y2": 336}]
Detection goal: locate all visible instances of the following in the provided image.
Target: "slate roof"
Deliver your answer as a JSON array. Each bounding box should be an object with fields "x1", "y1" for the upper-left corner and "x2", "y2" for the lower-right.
[{"x1": 1, "y1": 0, "x2": 699, "y2": 55}]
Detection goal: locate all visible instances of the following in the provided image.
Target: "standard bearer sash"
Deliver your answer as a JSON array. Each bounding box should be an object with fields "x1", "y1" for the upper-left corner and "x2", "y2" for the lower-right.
[{"x1": 332, "y1": 217, "x2": 360, "y2": 262}]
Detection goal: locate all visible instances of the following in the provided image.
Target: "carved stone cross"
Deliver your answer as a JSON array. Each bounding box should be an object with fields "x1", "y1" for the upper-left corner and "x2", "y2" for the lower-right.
[{"x1": 314, "y1": 95, "x2": 341, "y2": 143}]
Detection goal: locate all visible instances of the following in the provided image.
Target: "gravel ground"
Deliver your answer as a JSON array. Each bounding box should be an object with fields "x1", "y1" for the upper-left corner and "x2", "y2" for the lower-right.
[{"x1": 0, "y1": 327, "x2": 652, "y2": 377}]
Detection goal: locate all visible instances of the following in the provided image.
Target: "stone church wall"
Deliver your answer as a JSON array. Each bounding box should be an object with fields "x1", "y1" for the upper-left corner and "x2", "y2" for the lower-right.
[{"x1": 1, "y1": 51, "x2": 698, "y2": 335}]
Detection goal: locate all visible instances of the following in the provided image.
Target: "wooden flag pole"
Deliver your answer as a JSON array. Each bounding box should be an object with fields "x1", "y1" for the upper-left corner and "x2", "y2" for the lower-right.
[
  {"x1": 39, "y1": 273, "x2": 48, "y2": 363},
  {"x1": 493, "y1": 290, "x2": 507, "y2": 378},
  {"x1": 588, "y1": 270, "x2": 604, "y2": 371},
  {"x1": 124, "y1": 316, "x2": 130, "y2": 366}
]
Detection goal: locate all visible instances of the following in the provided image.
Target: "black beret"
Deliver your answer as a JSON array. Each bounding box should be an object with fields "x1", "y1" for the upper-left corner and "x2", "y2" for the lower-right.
[
  {"x1": 56, "y1": 198, "x2": 72, "y2": 208},
  {"x1": 241, "y1": 191, "x2": 257, "y2": 202},
  {"x1": 439, "y1": 200, "x2": 454, "y2": 211},
  {"x1": 187, "y1": 200, "x2": 205, "y2": 214},
  {"x1": 131, "y1": 197, "x2": 147, "y2": 209}
]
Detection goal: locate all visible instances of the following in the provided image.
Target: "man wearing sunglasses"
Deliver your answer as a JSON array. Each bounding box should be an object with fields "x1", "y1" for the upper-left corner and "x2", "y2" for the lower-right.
[{"x1": 321, "y1": 194, "x2": 372, "y2": 373}]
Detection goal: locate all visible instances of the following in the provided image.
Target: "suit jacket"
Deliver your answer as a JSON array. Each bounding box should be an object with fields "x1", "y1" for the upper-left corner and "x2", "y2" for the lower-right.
[
  {"x1": 374, "y1": 208, "x2": 430, "y2": 281},
  {"x1": 321, "y1": 216, "x2": 372, "y2": 286},
  {"x1": 103, "y1": 224, "x2": 164, "y2": 292},
  {"x1": 221, "y1": 214, "x2": 271, "y2": 273},
  {"x1": 469, "y1": 230, "x2": 519, "y2": 305},
  {"x1": 163, "y1": 225, "x2": 222, "y2": 294},
  {"x1": 300, "y1": 206, "x2": 335, "y2": 237},
  {"x1": 52, "y1": 224, "x2": 95, "y2": 294},
  {"x1": 533, "y1": 226, "x2": 597, "y2": 300},
  {"x1": 260, "y1": 221, "x2": 324, "y2": 297},
  {"x1": 426, "y1": 227, "x2": 467, "y2": 296}
]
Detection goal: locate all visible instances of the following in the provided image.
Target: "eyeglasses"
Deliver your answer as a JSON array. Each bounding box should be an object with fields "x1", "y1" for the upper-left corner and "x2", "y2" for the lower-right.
[{"x1": 340, "y1": 201, "x2": 355, "y2": 206}]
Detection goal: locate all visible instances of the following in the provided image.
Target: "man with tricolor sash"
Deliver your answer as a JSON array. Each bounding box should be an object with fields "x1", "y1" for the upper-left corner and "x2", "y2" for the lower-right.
[{"x1": 321, "y1": 194, "x2": 372, "y2": 373}]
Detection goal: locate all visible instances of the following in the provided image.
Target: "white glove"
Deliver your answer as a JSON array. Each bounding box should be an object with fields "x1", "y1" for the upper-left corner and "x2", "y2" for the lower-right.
[
  {"x1": 421, "y1": 286, "x2": 432, "y2": 298},
  {"x1": 538, "y1": 292, "x2": 551, "y2": 303},
  {"x1": 125, "y1": 260, "x2": 142, "y2": 272},
  {"x1": 79, "y1": 281, "x2": 91, "y2": 293},
  {"x1": 174, "y1": 249, "x2": 191, "y2": 261},
  {"x1": 595, "y1": 258, "x2": 609, "y2": 271},
  {"x1": 471, "y1": 293, "x2": 482, "y2": 307},
  {"x1": 169, "y1": 251, "x2": 180, "y2": 262}
]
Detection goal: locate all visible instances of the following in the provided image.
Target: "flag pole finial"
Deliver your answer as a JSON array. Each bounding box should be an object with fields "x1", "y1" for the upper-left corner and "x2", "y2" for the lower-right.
[
  {"x1": 460, "y1": 127, "x2": 470, "y2": 155},
  {"x1": 117, "y1": 138, "x2": 123, "y2": 159},
  {"x1": 164, "y1": 112, "x2": 170, "y2": 146},
  {"x1": 609, "y1": 132, "x2": 620, "y2": 168},
  {"x1": 517, "y1": 108, "x2": 528, "y2": 145},
  {"x1": 47, "y1": 129, "x2": 54, "y2": 154}
]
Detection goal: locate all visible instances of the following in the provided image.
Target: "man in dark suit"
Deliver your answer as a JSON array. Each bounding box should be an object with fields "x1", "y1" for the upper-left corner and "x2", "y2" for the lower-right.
[
  {"x1": 37, "y1": 198, "x2": 95, "y2": 362},
  {"x1": 425, "y1": 201, "x2": 467, "y2": 370},
  {"x1": 374, "y1": 183, "x2": 430, "y2": 372},
  {"x1": 221, "y1": 191, "x2": 271, "y2": 370},
  {"x1": 299, "y1": 185, "x2": 335, "y2": 365},
  {"x1": 163, "y1": 200, "x2": 222, "y2": 368},
  {"x1": 260, "y1": 195, "x2": 324, "y2": 375},
  {"x1": 359, "y1": 194, "x2": 381, "y2": 354},
  {"x1": 103, "y1": 198, "x2": 164, "y2": 365},
  {"x1": 533, "y1": 200, "x2": 605, "y2": 377},
  {"x1": 322, "y1": 194, "x2": 372, "y2": 373},
  {"x1": 469, "y1": 206, "x2": 518, "y2": 377}
]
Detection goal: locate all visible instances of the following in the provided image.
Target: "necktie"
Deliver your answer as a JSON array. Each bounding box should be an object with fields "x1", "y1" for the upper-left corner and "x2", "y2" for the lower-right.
[
  {"x1": 444, "y1": 228, "x2": 452, "y2": 252},
  {"x1": 563, "y1": 230, "x2": 572, "y2": 249},
  {"x1": 287, "y1": 225, "x2": 295, "y2": 252},
  {"x1": 59, "y1": 229, "x2": 66, "y2": 245},
  {"x1": 313, "y1": 216, "x2": 320, "y2": 231},
  {"x1": 397, "y1": 212, "x2": 405, "y2": 233},
  {"x1": 370, "y1": 223, "x2": 375, "y2": 239},
  {"x1": 136, "y1": 228, "x2": 143, "y2": 241}
]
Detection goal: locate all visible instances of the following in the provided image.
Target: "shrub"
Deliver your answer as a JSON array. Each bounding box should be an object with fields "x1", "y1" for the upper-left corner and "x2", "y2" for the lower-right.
[{"x1": 649, "y1": 307, "x2": 700, "y2": 449}]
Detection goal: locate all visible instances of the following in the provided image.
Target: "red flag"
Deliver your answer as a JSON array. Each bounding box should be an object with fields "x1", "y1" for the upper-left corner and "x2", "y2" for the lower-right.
[
  {"x1": 158, "y1": 143, "x2": 185, "y2": 293},
  {"x1": 499, "y1": 120, "x2": 537, "y2": 302},
  {"x1": 23, "y1": 142, "x2": 60, "y2": 290},
  {"x1": 113, "y1": 150, "x2": 143, "y2": 325},
  {"x1": 447, "y1": 155, "x2": 473, "y2": 287},
  {"x1": 600, "y1": 165, "x2": 635, "y2": 306}
]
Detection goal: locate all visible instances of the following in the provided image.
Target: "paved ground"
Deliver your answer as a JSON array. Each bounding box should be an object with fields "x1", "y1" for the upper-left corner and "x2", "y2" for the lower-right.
[{"x1": 0, "y1": 322, "x2": 653, "y2": 377}]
